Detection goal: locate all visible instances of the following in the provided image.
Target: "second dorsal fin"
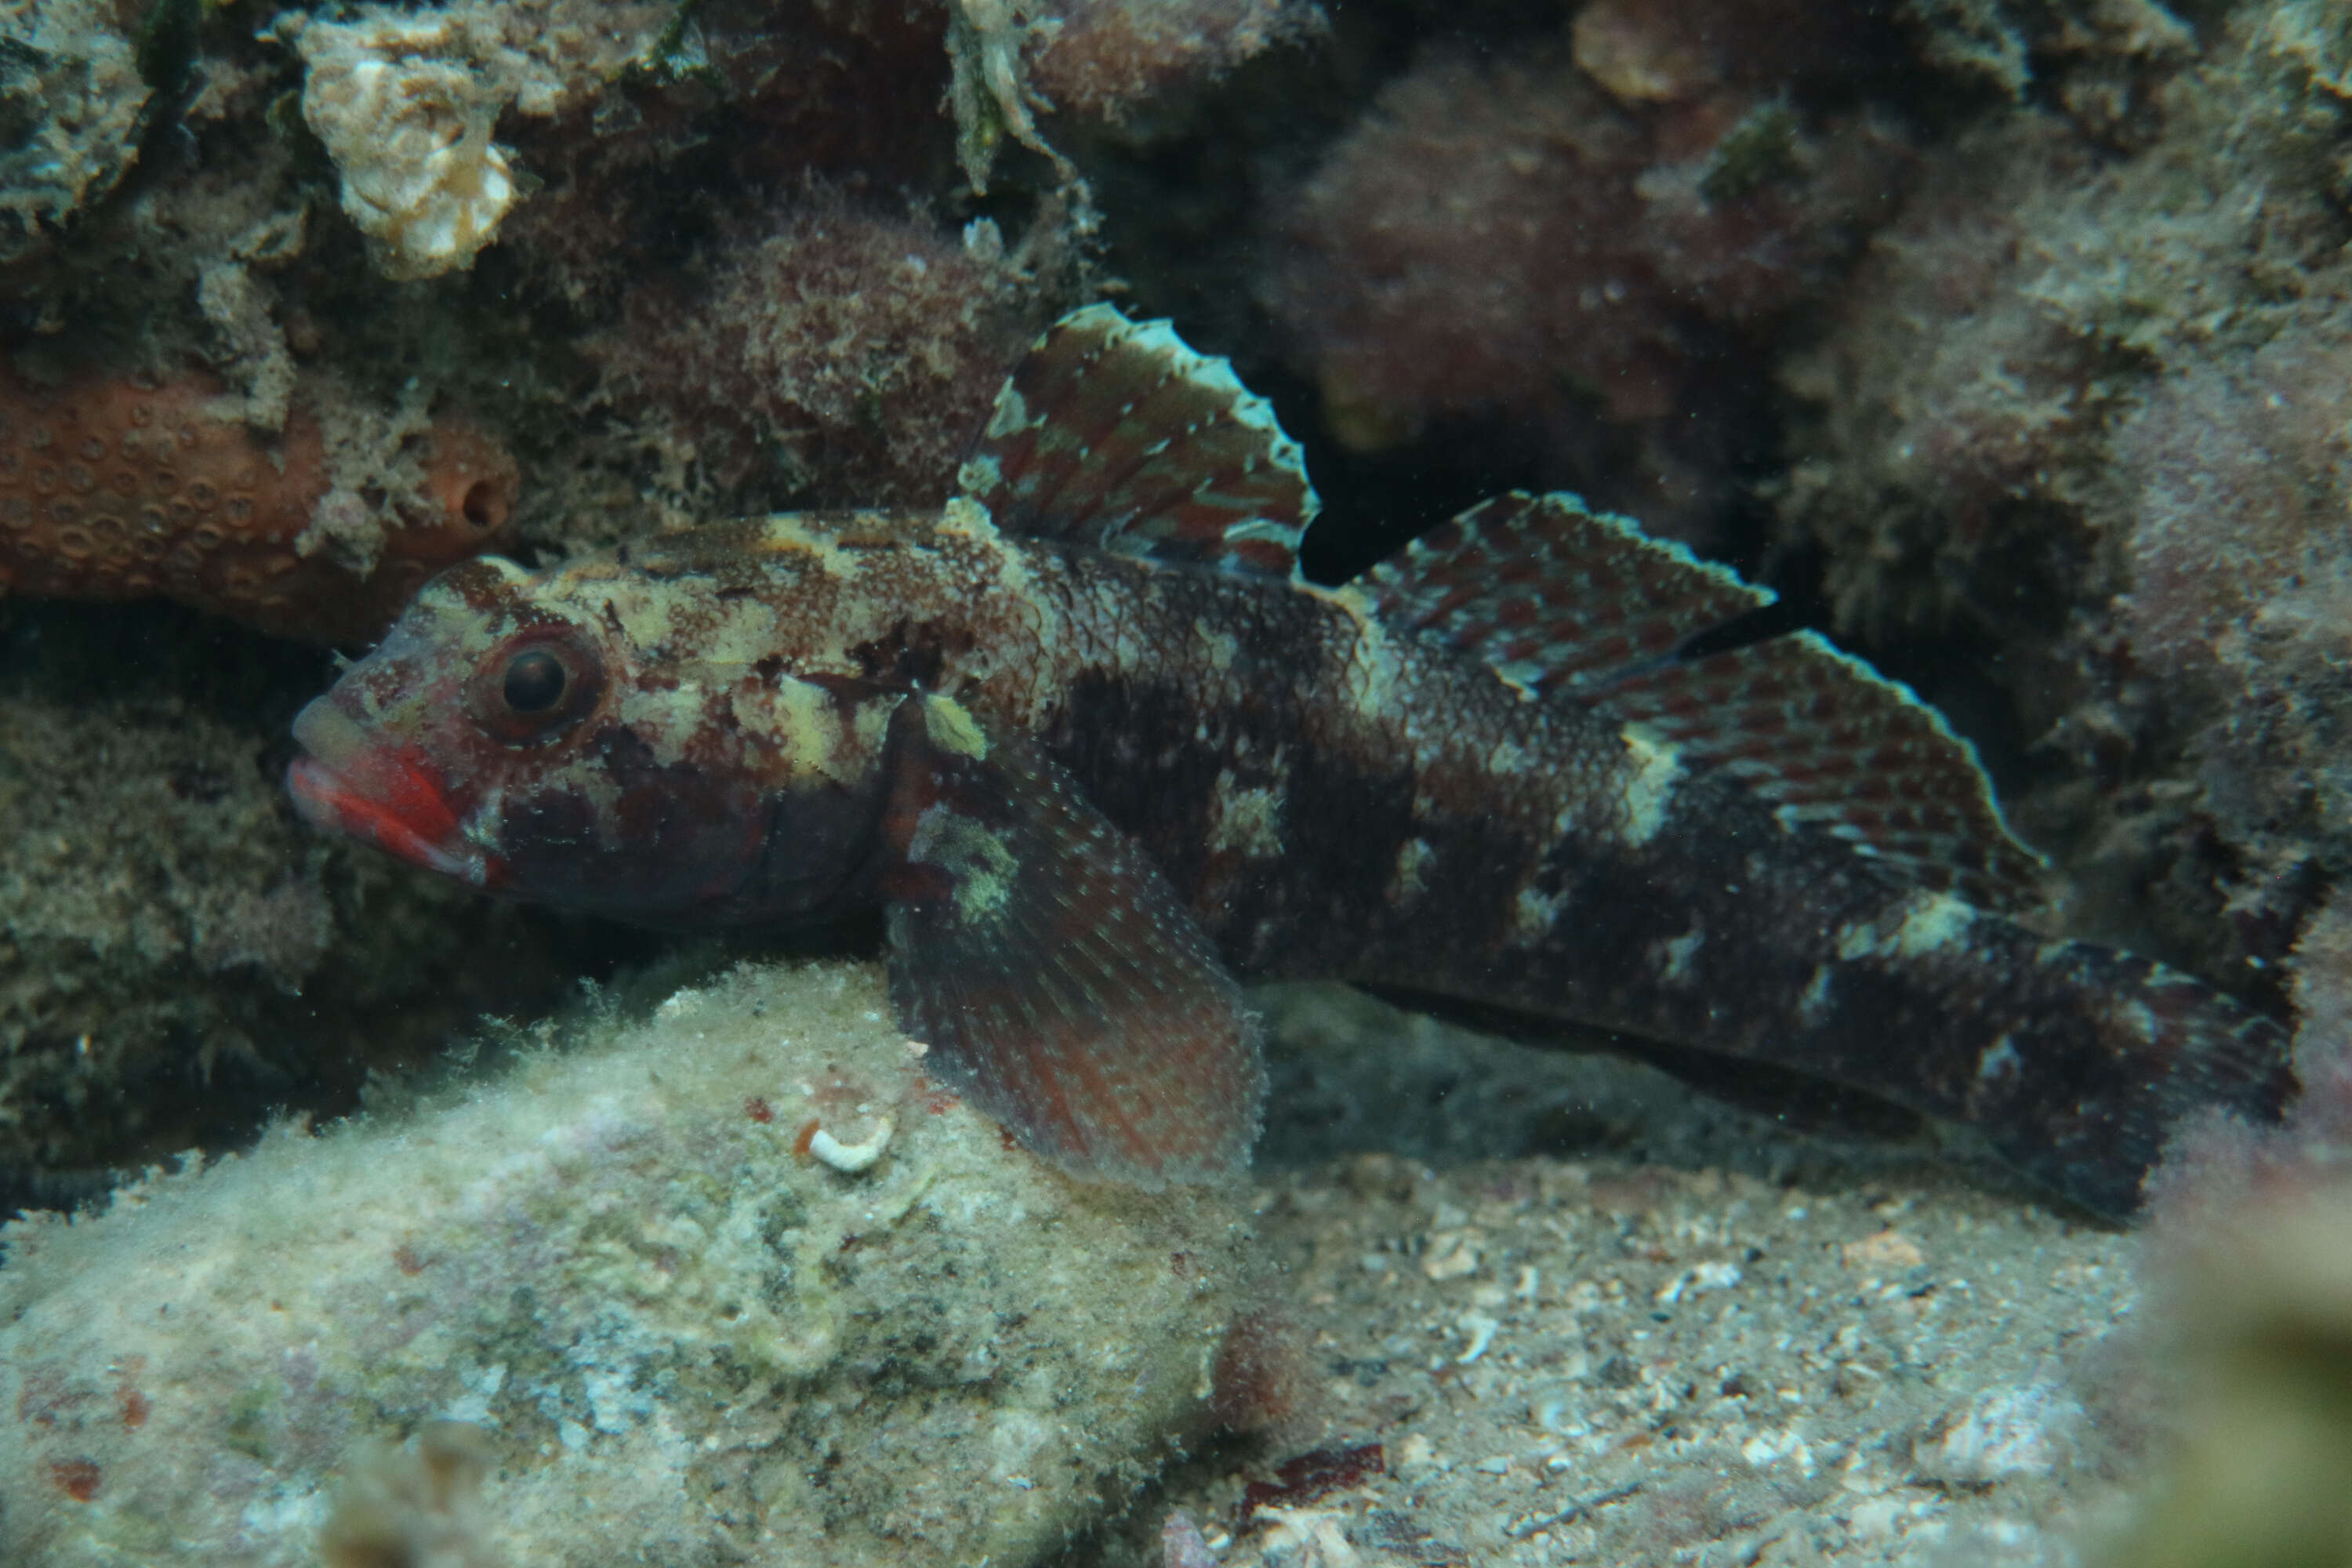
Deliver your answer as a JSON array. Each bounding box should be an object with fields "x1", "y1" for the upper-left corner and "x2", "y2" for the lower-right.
[
  {"x1": 1366, "y1": 493, "x2": 2046, "y2": 912},
  {"x1": 1363, "y1": 493, "x2": 1770, "y2": 699},
  {"x1": 956, "y1": 305, "x2": 1316, "y2": 579}
]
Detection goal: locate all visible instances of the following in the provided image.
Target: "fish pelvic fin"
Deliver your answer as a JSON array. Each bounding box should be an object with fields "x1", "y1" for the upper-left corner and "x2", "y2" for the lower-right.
[
  {"x1": 956, "y1": 304, "x2": 1316, "y2": 581},
  {"x1": 1365, "y1": 492, "x2": 2047, "y2": 913},
  {"x1": 877, "y1": 693, "x2": 1265, "y2": 1188}
]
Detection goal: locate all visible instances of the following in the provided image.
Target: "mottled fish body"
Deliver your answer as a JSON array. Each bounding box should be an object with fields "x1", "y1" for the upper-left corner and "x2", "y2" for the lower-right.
[{"x1": 288, "y1": 308, "x2": 2291, "y2": 1215}]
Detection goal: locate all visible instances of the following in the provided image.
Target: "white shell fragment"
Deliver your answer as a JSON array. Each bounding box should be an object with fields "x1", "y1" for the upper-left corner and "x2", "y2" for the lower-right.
[
  {"x1": 291, "y1": 1, "x2": 670, "y2": 282},
  {"x1": 810, "y1": 1115, "x2": 895, "y2": 1174},
  {"x1": 1917, "y1": 1382, "x2": 2085, "y2": 1485},
  {"x1": 298, "y1": 15, "x2": 521, "y2": 281}
]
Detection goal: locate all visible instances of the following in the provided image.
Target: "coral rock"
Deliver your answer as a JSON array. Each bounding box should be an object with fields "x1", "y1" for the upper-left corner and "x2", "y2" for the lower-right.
[
  {"x1": 0, "y1": 370, "x2": 519, "y2": 642},
  {"x1": 0, "y1": 678, "x2": 558, "y2": 1180},
  {"x1": 0, "y1": 960, "x2": 1250, "y2": 1568},
  {"x1": 2112, "y1": 322, "x2": 2352, "y2": 878},
  {"x1": 1261, "y1": 48, "x2": 1906, "y2": 535},
  {"x1": 298, "y1": 15, "x2": 524, "y2": 282},
  {"x1": 2118, "y1": 1157, "x2": 2352, "y2": 1568},
  {"x1": 0, "y1": 0, "x2": 151, "y2": 265},
  {"x1": 1570, "y1": 0, "x2": 1860, "y2": 106},
  {"x1": 295, "y1": 0, "x2": 670, "y2": 281},
  {"x1": 1777, "y1": 3, "x2": 2352, "y2": 649},
  {"x1": 1022, "y1": 0, "x2": 1328, "y2": 122},
  {"x1": 1771, "y1": 3, "x2": 2352, "y2": 953},
  {"x1": 593, "y1": 198, "x2": 1051, "y2": 509}
]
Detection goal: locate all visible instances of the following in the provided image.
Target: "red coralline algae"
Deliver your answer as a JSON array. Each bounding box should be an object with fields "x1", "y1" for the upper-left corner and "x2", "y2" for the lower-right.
[
  {"x1": 1209, "y1": 1305, "x2": 1315, "y2": 1435},
  {"x1": 1774, "y1": 115, "x2": 2131, "y2": 644},
  {"x1": 1777, "y1": 4, "x2": 2352, "y2": 657},
  {"x1": 592, "y1": 197, "x2": 1052, "y2": 509},
  {"x1": 1261, "y1": 44, "x2": 1906, "y2": 535},
  {"x1": 1161, "y1": 1510, "x2": 1218, "y2": 1568},
  {"x1": 1237, "y1": 1442, "x2": 1385, "y2": 1526},
  {"x1": 496, "y1": 1, "x2": 963, "y2": 310},
  {"x1": 2119, "y1": 328, "x2": 2352, "y2": 684},
  {"x1": 2289, "y1": 896, "x2": 2352, "y2": 1134},
  {"x1": 46, "y1": 1457, "x2": 99, "y2": 1502},
  {"x1": 0, "y1": 369, "x2": 520, "y2": 642}
]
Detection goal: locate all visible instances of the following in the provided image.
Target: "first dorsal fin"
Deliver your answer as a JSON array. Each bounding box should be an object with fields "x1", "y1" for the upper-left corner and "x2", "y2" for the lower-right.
[
  {"x1": 1366, "y1": 492, "x2": 2047, "y2": 912},
  {"x1": 956, "y1": 304, "x2": 1316, "y2": 579}
]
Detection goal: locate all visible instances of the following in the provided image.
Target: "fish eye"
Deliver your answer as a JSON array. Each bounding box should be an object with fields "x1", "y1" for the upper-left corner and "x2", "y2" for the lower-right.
[
  {"x1": 469, "y1": 626, "x2": 603, "y2": 746},
  {"x1": 503, "y1": 648, "x2": 568, "y2": 713}
]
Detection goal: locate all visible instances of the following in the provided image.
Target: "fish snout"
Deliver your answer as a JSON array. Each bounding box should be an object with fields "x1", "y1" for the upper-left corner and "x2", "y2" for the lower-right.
[{"x1": 287, "y1": 696, "x2": 492, "y2": 886}]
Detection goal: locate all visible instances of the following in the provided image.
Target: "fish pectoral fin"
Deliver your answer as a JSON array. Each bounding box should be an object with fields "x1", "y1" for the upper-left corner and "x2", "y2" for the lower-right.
[
  {"x1": 955, "y1": 304, "x2": 1316, "y2": 581},
  {"x1": 876, "y1": 694, "x2": 1265, "y2": 1188}
]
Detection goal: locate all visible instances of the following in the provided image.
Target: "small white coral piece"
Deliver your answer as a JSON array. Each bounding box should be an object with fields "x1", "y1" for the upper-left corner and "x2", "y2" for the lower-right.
[
  {"x1": 299, "y1": 15, "x2": 521, "y2": 281},
  {"x1": 811, "y1": 1116, "x2": 895, "y2": 1174},
  {"x1": 1916, "y1": 1382, "x2": 2083, "y2": 1485}
]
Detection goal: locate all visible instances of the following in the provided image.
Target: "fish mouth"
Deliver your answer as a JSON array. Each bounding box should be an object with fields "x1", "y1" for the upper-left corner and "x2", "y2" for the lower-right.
[{"x1": 288, "y1": 699, "x2": 492, "y2": 887}]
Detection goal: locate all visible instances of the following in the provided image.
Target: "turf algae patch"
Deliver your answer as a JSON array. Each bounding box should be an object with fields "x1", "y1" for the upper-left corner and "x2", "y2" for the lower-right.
[
  {"x1": 0, "y1": 679, "x2": 546, "y2": 1182},
  {"x1": 0, "y1": 960, "x2": 1251, "y2": 1567}
]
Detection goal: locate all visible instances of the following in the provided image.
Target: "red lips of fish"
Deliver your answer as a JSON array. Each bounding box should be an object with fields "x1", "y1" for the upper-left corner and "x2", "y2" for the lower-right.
[{"x1": 288, "y1": 698, "x2": 499, "y2": 887}]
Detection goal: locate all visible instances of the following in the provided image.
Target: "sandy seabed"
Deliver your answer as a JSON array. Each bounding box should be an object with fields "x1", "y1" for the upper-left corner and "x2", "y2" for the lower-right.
[{"x1": 1087, "y1": 985, "x2": 2149, "y2": 1568}]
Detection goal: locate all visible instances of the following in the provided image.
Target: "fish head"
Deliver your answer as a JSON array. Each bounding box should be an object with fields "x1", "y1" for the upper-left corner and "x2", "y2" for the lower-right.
[{"x1": 288, "y1": 555, "x2": 891, "y2": 927}]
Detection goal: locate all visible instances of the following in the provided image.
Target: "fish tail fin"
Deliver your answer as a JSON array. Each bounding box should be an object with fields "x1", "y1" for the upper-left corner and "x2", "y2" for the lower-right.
[{"x1": 1970, "y1": 943, "x2": 2294, "y2": 1217}]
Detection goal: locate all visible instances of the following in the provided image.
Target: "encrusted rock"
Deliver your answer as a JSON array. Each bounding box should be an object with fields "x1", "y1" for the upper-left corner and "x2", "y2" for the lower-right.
[
  {"x1": 0, "y1": 960, "x2": 1252, "y2": 1567},
  {"x1": 293, "y1": 0, "x2": 669, "y2": 281},
  {"x1": 298, "y1": 13, "x2": 524, "y2": 282},
  {"x1": 0, "y1": 0, "x2": 151, "y2": 265},
  {"x1": 0, "y1": 671, "x2": 552, "y2": 1184}
]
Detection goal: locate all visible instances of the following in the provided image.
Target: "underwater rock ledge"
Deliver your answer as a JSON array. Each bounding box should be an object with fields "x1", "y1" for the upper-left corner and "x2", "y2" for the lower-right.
[{"x1": 0, "y1": 959, "x2": 1250, "y2": 1566}]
